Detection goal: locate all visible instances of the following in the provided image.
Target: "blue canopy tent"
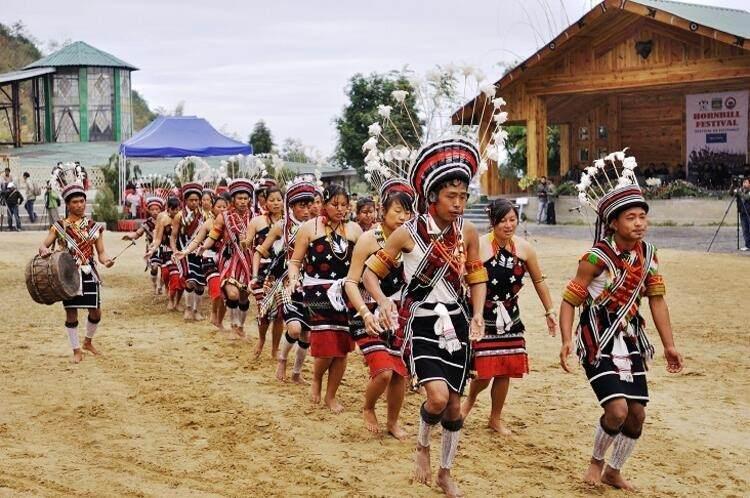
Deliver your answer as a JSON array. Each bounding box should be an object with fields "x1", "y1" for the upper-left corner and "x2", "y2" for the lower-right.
[{"x1": 117, "y1": 115, "x2": 252, "y2": 201}]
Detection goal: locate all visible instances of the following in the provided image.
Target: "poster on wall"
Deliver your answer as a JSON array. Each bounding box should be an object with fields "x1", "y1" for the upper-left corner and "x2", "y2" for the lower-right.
[{"x1": 686, "y1": 90, "x2": 749, "y2": 185}]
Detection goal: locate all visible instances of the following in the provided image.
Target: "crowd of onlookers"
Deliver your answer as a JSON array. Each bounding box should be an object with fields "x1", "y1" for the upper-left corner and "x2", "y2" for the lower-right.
[{"x1": 0, "y1": 166, "x2": 67, "y2": 231}]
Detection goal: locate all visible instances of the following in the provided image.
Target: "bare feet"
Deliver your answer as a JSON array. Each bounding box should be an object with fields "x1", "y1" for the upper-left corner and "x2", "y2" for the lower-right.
[
  {"x1": 413, "y1": 444, "x2": 431, "y2": 486},
  {"x1": 82, "y1": 339, "x2": 100, "y2": 356},
  {"x1": 311, "y1": 378, "x2": 322, "y2": 404},
  {"x1": 325, "y1": 396, "x2": 344, "y2": 414},
  {"x1": 223, "y1": 327, "x2": 241, "y2": 340},
  {"x1": 291, "y1": 372, "x2": 307, "y2": 385},
  {"x1": 363, "y1": 408, "x2": 380, "y2": 434},
  {"x1": 601, "y1": 465, "x2": 635, "y2": 491},
  {"x1": 183, "y1": 308, "x2": 194, "y2": 321},
  {"x1": 488, "y1": 418, "x2": 513, "y2": 436},
  {"x1": 275, "y1": 359, "x2": 288, "y2": 381},
  {"x1": 387, "y1": 422, "x2": 409, "y2": 441},
  {"x1": 193, "y1": 311, "x2": 205, "y2": 321},
  {"x1": 436, "y1": 468, "x2": 464, "y2": 497},
  {"x1": 583, "y1": 458, "x2": 605, "y2": 486},
  {"x1": 253, "y1": 342, "x2": 264, "y2": 359},
  {"x1": 72, "y1": 349, "x2": 84, "y2": 364},
  {"x1": 167, "y1": 298, "x2": 176, "y2": 311}
]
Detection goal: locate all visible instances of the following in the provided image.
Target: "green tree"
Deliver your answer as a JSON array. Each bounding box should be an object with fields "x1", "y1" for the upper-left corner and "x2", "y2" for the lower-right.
[
  {"x1": 249, "y1": 120, "x2": 274, "y2": 154},
  {"x1": 500, "y1": 125, "x2": 561, "y2": 179},
  {"x1": 334, "y1": 72, "x2": 421, "y2": 176},
  {"x1": 281, "y1": 138, "x2": 311, "y2": 164},
  {"x1": 131, "y1": 89, "x2": 157, "y2": 131}
]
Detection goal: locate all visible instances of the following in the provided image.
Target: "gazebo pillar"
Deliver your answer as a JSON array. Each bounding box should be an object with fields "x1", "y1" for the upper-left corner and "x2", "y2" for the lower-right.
[
  {"x1": 43, "y1": 75, "x2": 53, "y2": 142},
  {"x1": 113, "y1": 68, "x2": 122, "y2": 142},
  {"x1": 78, "y1": 67, "x2": 88, "y2": 142},
  {"x1": 526, "y1": 95, "x2": 548, "y2": 178}
]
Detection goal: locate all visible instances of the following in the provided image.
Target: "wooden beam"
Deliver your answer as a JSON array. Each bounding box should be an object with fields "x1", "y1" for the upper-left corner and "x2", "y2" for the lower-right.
[
  {"x1": 526, "y1": 56, "x2": 750, "y2": 95},
  {"x1": 559, "y1": 123, "x2": 571, "y2": 176},
  {"x1": 606, "y1": 95, "x2": 620, "y2": 152},
  {"x1": 526, "y1": 96, "x2": 548, "y2": 179}
]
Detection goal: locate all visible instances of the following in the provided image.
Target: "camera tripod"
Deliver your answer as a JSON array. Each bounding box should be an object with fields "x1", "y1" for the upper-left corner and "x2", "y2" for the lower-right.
[{"x1": 706, "y1": 194, "x2": 748, "y2": 253}]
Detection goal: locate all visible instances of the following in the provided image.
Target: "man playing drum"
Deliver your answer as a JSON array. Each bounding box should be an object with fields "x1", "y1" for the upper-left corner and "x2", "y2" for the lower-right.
[{"x1": 37, "y1": 180, "x2": 114, "y2": 363}]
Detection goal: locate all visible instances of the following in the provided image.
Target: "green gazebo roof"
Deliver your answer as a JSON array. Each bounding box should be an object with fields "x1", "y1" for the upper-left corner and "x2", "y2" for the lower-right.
[{"x1": 24, "y1": 41, "x2": 138, "y2": 71}]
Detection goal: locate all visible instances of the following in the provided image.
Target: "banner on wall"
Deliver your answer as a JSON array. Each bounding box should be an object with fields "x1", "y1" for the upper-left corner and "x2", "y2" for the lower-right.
[{"x1": 686, "y1": 90, "x2": 749, "y2": 172}]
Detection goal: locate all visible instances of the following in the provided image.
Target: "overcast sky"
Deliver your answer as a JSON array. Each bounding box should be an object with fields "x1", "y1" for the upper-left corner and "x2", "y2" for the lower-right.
[{"x1": 3, "y1": 0, "x2": 746, "y2": 155}]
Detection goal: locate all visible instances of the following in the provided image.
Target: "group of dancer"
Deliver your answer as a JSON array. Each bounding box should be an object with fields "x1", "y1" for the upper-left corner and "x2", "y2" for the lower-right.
[{"x1": 37, "y1": 106, "x2": 684, "y2": 495}]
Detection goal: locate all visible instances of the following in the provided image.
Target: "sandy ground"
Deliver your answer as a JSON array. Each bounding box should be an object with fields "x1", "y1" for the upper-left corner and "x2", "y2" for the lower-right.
[{"x1": 0, "y1": 230, "x2": 748, "y2": 497}]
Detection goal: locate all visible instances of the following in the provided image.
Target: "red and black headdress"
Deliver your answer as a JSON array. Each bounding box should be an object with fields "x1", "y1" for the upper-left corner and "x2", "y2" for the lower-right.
[{"x1": 409, "y1": 137, "x2": 479, "y2": 213}]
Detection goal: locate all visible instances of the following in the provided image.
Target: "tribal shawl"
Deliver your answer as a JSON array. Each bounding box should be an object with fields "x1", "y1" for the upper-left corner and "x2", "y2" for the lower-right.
[
  {"x1": 219, "y1": 208, "x2": 253, "y2": 287},
  {"x1": 395, "y1": 215, "x2": 468, "y2": 352},
  {"x1": 53, "y1": 217, "x2": 104, "y2": 281},
  {"x1": 576, "y1": 237, "x2": 660, "y2": 365},
  {"x1": 178, "y1": 208, "x2": 204, "y2": 250}
]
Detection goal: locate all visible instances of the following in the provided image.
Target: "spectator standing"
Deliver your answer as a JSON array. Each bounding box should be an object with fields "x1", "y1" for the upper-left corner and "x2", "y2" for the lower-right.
[
  {"x1": 737, "y1": 178, "x2": 750, "y2": 251},
  {"x1": 21, "y1": 172, "x2": 39, "y2": 223},
  {"x1": 536, "y1": 176, "x2": 551, "y2": 224},
  {"x1": 5, "y1": 182, "x2": 24, "y2": 230},
  {"x1": 1, "y1": 167, "x2": 13, "y2": 192},
  {"x1": 44, "y1": 181, "x2": 62, "y2": 223}
]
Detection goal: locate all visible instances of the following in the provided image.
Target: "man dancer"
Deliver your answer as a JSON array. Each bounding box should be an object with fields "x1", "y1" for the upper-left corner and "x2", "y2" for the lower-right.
[
  {"x1": 170, "y1": 182, "x2": 206, "y2": 320},
  {"x1": 37, "y1": 179, "x2": 114, "y2": 363},
  {"x1": 187, "y1": 179, "x2": 255, "y2": 339},
  {"x1": 559, "y1": 153, "x2": 684, "y2": 490},
  {"x1": 364, "y1": 138, "x2": 487, "y2": 497}
]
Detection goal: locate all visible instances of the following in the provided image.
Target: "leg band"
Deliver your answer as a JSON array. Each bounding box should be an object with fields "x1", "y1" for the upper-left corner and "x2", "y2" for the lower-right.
[
  {"x1": 441, "y1": 418, "x2": 464, "y2": 432},
  {"x1": 417, "y1": 402, "x2": 443, "y2": 448},
  {"x1": 293, "y1": 344, "x2": 308, "y2": 374},
  {"x1": 65, "y1": 324, "x2": 80, "y2": 350},
  {"x1": 440, "y1": 420, "x2": 462, "y2": 470},
  {"x1": 592, "y1": 415, "x2": 620, "y2": 461},
  {"x1": 85, "y1": 319, "x2": 99, "y2": 339},
  {"x1": 621, "y1": 426, "x2": 642, "y2": 440},
  {"x1": 278, "y1": 332, "x2": 297, "y2": 361},
  {"x1": 608, "y1": 434, "x2": 638, "y2": 470}
]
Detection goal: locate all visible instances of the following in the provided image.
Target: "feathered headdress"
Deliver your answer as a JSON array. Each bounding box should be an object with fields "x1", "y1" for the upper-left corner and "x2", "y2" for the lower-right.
[
  {"x1": 137, "y1": 174, "x2": 175, "y2": 210},
  {"x1": 363, "y1": 65, "x2": 509, "y2": 213},
  {"x1": 50, "y1": 162, "x2": 86, "y2": 201},
  {"x1": 175, "y1": 156, "x2": 213, "y2": 200},
  {"x1": 576, "y1": 148, "x2": 649, "y2": 240}
]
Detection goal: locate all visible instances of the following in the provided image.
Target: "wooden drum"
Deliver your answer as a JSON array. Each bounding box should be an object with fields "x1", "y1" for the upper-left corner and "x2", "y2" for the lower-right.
[{"x1": 25, "y1": 252, "x2": 81, "y2": 305}]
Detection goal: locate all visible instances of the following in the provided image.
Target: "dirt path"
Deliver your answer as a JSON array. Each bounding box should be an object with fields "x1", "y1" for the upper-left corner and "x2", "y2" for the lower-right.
[{"x1": 1, "y1": 231, "x2": 747, "y2": 497}]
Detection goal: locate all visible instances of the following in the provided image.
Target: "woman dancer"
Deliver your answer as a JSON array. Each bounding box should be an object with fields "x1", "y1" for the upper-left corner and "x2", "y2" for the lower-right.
[
  {"x1": 461, "y1": 198, "x2": 557, "y2": 434},
  {"x1": 288, "y1": 184, "x2": 362, "y2": 412},
  {"x1": 345, "y1": 179, "x2": 414, "y2": 438}
]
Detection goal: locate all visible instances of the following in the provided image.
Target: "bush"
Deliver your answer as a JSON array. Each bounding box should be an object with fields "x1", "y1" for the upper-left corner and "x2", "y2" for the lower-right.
[
  {"x1": 553, "y1": 180, "x2": 577, "y2": 197},
  {"x1": 643, "y1": 180, "x2": 709, "y2": 200},
  {"x1": 93, "y1": 184, "x2": 122, "y2": 230}
]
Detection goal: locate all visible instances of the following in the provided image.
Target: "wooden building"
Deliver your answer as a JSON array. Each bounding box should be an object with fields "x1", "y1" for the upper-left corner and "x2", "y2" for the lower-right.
[{"x1": 455, "y1": 0, "x2": 750, "y2": 195}]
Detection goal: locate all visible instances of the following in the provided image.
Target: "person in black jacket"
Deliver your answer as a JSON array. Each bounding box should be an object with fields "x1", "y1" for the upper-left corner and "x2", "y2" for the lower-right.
[{"x1": 5, "y1": 182, "x2": 24, "y2": 231}]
